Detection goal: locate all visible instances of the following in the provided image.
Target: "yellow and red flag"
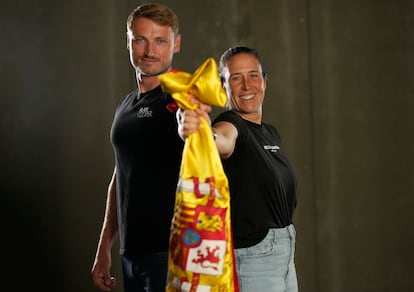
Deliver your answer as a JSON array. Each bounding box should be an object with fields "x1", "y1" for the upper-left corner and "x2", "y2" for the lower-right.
[{"x1": 159, "y1": 58, "x2": 239, "y2": 292}]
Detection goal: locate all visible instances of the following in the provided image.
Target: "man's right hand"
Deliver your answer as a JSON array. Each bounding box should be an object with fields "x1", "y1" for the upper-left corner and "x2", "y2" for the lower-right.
[{"x1": 91, "y1": 251, "x2": 116, "y2": 291}]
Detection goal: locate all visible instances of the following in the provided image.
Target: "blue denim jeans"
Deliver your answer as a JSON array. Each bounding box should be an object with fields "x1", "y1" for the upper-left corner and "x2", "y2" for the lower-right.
[
  {"x1": 235, "y1": 225, "x2": 298, "y2": 292},
  {"x1": 121, "y1": 252, "x2": 168, "y2": 292}
]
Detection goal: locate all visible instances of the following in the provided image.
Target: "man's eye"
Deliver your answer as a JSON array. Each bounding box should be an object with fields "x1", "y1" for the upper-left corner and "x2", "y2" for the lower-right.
[{"x1": 133, "y1": 37, "x2": 144, "y2": 43}]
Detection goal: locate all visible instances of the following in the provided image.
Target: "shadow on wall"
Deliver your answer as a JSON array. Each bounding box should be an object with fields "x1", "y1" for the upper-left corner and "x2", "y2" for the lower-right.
[
  {"x1": 2, "y1": 184, "x2": 63, "y2": 291},
  {"x1": 1, "y1": 40, "x2": 63, "y2": 291}
]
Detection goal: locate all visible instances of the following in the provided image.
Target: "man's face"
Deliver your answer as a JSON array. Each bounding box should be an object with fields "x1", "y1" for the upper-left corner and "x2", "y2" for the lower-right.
[{"x1": 127, "y1": 17, "x2": 181, "y2": 76}]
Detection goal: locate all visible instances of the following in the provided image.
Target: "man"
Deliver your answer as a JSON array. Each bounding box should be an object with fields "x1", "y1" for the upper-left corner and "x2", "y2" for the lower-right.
[{"x1": 91, "y1": 3, "x2": 184, "y2": 291}]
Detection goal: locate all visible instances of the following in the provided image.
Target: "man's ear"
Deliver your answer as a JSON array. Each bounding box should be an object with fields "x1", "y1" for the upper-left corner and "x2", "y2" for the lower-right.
[{"x1": 173, "y1": 34, "x2": 181, "y2": 53}]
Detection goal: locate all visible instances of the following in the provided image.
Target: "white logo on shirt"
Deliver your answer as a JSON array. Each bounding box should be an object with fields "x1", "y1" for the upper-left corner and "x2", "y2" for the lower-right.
[
  {"x1": 264, "y1": 145, "x2": 280, "y2": 153},
  {"x1": 137, "y1": 107, "x2": 152, "y2": 118}
]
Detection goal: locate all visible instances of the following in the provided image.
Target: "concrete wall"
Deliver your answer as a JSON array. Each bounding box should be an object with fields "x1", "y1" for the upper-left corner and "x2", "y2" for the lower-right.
[{"x1": 1, "y1": 0, "x2": 413, "y2": 291}]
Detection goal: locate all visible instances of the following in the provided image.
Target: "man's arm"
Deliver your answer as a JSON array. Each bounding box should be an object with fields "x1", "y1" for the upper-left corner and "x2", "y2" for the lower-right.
[{"x1": 91, "y1": 167, "x2": 119, "y2": 291}]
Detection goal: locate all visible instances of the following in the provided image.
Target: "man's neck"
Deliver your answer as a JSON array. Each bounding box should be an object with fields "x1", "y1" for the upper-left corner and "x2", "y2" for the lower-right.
[
  {"x1": 137, "y1": 75, "x2": 160, "y2": 93},
  {"x1": 136, "y1": 69, "x2": 172, "y2": 93}
]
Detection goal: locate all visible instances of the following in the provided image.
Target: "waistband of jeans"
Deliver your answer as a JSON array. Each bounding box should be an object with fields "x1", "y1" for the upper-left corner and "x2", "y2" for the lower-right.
[{"x1": 268, "y1": 224, "x2": 296, "y2": 239}]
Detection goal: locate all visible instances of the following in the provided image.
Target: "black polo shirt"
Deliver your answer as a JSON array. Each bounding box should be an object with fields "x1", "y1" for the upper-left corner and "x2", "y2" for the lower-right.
[
  {"x1": 111, "y1": 86, "x2": 184, "y2": 256},
  {"x1": 214, "y1": 111, "x2": 297, "y2": 248}
]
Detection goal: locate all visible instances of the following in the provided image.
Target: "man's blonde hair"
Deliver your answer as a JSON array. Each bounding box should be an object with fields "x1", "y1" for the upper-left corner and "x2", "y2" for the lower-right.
[{"x1": 127, "y1": 3, "x2": 179, "y2": 36}]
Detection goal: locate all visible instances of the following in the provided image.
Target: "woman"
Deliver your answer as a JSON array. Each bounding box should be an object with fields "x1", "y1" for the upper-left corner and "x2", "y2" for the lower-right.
[{"x1": 179, "y1": 46, "x2": 298, "y2": 291}]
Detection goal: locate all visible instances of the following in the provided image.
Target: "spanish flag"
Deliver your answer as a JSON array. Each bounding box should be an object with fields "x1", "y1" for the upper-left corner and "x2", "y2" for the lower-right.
[{"x1": 159, "y1": 58, "x2": 239, "y2": 292}]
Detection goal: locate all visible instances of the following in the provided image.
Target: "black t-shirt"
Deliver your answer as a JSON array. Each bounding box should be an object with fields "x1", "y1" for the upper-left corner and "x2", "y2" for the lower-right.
[
  {"x1": 110, "y1": 86, "x2": 184, "y2": 256},
  {"x1": 213, "y1": 111, "x2": 297, "y2": 248}
]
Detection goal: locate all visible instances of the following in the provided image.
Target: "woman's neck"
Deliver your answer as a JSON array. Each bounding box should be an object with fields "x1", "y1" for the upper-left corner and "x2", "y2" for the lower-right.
[{"x1": 233, "y1": 110, "x2": 262, "y2": 124}]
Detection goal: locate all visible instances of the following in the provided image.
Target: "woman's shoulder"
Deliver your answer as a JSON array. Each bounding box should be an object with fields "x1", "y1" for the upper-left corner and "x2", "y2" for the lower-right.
[{"x1": 262, "y1": 122, "x2": 282, "y2": 142}]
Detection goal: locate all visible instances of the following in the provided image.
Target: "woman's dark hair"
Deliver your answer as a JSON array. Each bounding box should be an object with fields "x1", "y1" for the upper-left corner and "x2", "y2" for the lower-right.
[{"x1": 219, "y1": 46, "x2": 267, "y2": 83}]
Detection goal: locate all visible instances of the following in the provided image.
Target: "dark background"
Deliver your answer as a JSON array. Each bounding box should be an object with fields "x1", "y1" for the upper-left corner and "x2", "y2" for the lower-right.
[{"x1": 1, "y1": 0, "x2": 413, "y2": 291}]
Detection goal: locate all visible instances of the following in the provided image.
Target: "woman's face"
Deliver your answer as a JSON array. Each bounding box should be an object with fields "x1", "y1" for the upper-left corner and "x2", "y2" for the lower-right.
[{"x1": 223, "y1": 53, "x2": 266, "y2": 116}]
